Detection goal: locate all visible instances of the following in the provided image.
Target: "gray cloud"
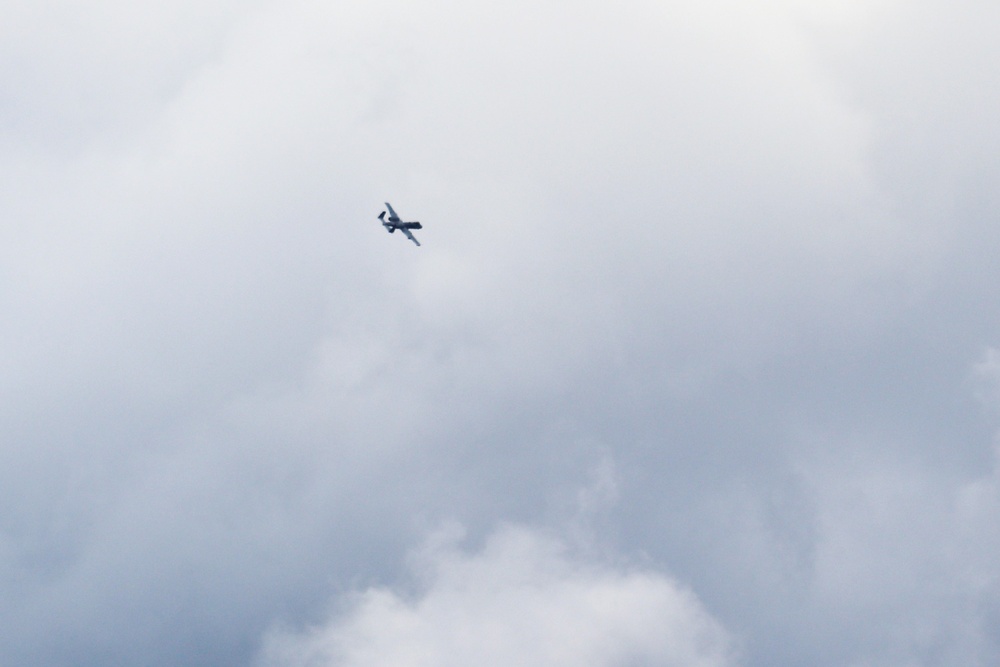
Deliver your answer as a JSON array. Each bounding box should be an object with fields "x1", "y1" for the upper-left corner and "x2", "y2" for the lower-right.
[{"x1": 2, "y1": 0, "x2": 1000, "y2": 665}]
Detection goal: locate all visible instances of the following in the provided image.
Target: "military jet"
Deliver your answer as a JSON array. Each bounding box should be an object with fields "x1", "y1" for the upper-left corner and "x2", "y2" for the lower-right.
[{"x1": 378, "y1": 202, "x2": 422, "y2": 246}]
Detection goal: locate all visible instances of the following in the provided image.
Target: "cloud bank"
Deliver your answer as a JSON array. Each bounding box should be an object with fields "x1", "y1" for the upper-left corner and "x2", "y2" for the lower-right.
[{"x1": 3, "y1": 0, "x2": 1000, "y2": 665}]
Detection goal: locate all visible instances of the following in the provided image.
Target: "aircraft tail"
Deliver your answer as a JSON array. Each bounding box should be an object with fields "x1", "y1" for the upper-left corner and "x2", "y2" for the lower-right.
[{"x1": 379, "y1": 210, "x2": 394, "y2": 232}]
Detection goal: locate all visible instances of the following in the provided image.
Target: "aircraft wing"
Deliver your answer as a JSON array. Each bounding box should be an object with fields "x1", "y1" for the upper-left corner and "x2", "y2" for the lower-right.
[
  {"x1": 401, "y1": 227, "x2": 421, "y2": 246},
  {"x1": 385, "y1": 202, "x2": 399, "y2": 221}
]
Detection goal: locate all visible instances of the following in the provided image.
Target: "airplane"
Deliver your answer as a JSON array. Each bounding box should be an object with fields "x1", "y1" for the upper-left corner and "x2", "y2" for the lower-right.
[{"x1": 378, "y1": 202, "x2": 422, "y2": 246}]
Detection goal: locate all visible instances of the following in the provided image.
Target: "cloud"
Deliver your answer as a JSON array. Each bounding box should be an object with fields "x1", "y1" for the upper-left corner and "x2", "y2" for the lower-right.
[
  {"x1": 3, "y1": 0, "x2": 1000, "y2": 666},
  {"x1": 257, "y1": 522, "x2": 735, "y2": 667},
  {"x1": 780, "y1": 441, "x2": 1000, "y2": 667}
]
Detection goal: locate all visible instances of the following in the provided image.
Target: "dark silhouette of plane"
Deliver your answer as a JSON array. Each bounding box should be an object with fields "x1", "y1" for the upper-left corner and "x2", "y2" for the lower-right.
[{"x1": 378, "y1": 202, "x2": 422, "y2": 246}]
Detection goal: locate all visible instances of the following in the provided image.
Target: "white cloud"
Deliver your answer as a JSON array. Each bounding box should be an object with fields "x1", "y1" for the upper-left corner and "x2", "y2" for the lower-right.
[{"x1": 257, "y1": 523, "x2": 735, "y2": 667}]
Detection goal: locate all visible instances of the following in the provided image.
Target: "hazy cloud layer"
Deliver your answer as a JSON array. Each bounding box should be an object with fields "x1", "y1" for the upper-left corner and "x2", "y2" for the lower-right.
[{"x1": 2, "y1": 0, "x2": 1000, "y2": 665}]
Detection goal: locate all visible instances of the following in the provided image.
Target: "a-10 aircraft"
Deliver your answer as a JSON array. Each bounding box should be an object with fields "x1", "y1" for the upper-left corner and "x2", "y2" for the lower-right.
[{"x1": 378, "y1": 202, "x2": 422, "y2": 246}]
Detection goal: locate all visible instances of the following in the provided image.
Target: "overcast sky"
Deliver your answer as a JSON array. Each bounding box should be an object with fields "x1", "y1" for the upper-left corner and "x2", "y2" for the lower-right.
[{"x1": 3, "y1": 1, "x2": 1000, "y2": 665}]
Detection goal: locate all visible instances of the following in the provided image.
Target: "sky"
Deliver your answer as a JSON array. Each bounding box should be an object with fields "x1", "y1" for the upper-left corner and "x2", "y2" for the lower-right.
[{"x1": 2, "y1": 0, "x2": 1000, "y2": 665}]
